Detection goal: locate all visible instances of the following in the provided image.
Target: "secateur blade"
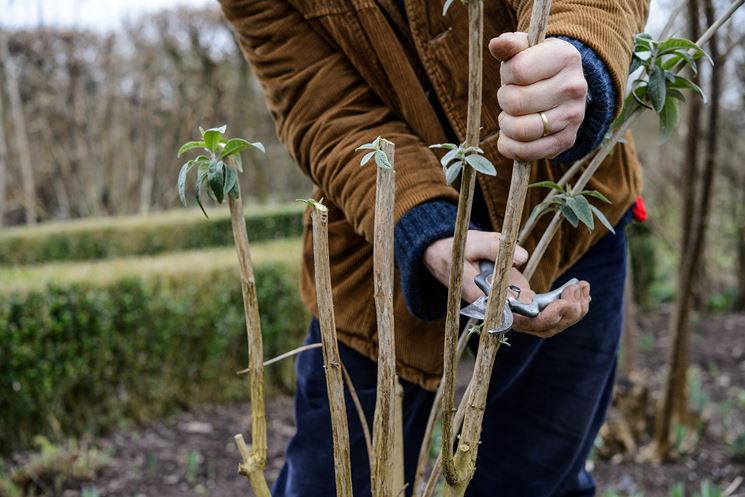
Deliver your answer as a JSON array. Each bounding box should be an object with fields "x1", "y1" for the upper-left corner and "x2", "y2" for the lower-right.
[
  {"x1": 460, "y1": 260, "x2": 580, "y2": 334},
  {"x1": 460, "y1": 260, "x2": 514, "y2": 334}
]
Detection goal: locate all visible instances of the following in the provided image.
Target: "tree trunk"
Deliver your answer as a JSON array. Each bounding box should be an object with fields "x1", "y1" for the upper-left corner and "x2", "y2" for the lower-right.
[
  {"x1": 622, "y1": 249, "x2": 638, "y2": 375},
  {"x1": 1, "y1": 29, "x2": 37, "y2": 225},
  {"x1": 654, "y1": 0, "x2": 722, "y2": 460},
  {"x1": 737, "y1": 177, "x2": 745, "y2": 311},
  {"x1": 0, "y1": 63, "x2": 7, "y2": 227}
]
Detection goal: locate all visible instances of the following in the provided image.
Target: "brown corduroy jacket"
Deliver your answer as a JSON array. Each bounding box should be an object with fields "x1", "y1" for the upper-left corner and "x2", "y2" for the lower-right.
[{"x1": 220, "y1": 0, "x2": 649, "y2": 390}]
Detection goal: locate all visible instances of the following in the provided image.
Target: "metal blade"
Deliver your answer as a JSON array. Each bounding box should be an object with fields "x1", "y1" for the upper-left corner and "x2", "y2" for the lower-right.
[
  {"x1": 460, "y1": 297, "x2": 514, "y2": 334},
  {"x1": 461, "y1": 296, "x2": 487, "y2": 320}
]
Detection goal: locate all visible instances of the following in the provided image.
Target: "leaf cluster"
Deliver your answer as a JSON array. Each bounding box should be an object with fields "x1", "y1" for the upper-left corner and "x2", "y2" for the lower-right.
[
  {"x1": 527, "y1": 181, "x2": 616, "y2": 233},
  {"x1": 176, "y1": 125, "x2": 265, "y2": 217},
  {"x1": 296, "y1": 197, "x2": 328, "y2": 212},
  {"x1": 429, "y1": 142, "x2": 497, "y2": 185},
  {"x1": 355, "y1": 136, "x2": 393, "y2": 170},
  {"x1": 614, "y1": 34, "x2": 710, "y2": 142}
]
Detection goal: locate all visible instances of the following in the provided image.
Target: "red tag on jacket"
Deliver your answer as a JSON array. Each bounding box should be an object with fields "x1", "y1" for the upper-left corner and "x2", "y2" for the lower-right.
[{"x1": 632, "y1": 195, "x2": 647, "y2": 222}]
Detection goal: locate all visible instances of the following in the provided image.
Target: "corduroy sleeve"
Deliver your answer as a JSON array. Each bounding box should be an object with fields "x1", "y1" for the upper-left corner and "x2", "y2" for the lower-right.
[
  {"x1": 508, "y1": 0, "x2": 649, "y2": 115},
  {"x1": 219, "y1": 0, "x2": 459, "y2": 243}
]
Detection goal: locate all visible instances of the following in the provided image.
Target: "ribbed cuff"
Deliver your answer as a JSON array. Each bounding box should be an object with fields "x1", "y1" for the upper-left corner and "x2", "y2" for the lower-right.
[
  {"x1": 394, "y1": 200, "x2": 480, "y2": 321},
  {"x1": 553, "y1": 36, "x2": 616, "y2": 163}
]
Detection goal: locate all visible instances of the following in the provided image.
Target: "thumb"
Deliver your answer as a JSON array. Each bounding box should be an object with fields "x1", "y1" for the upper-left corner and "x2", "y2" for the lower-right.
[{"x1": 488, "y1": 32, "x2": 530, "y2": 62}]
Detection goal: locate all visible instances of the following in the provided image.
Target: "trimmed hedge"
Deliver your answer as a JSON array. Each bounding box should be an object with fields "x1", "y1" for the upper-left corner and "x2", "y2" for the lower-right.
[
  {"x1": 0, "y1": 240, "x2": 307, "y2": 452},
  {"x1": 0, "y1": 204, "x2": 304, "y2": 265}
]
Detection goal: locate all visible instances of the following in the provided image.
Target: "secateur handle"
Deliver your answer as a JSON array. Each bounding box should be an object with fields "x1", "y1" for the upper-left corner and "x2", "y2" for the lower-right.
[{"x1": 474, "y1": 260, "x2": 579, "y2": 318}]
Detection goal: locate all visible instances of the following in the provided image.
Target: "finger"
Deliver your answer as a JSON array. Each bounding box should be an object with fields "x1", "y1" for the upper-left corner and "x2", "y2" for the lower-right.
[
  {"x1": 497, "y1": 74, "x2": 587, "y2": 117},
  {"x1": 512, "y1": 299, "x2": 571, "y2": 335},
  {"x1": 499, "y1": 105, "x2": 580, "y2": 143},
  {"x1": 498, "y1": 128, "x2": 580, "y2": 161},
  {"x1": 461, "y1": 262, "x2": 483, "y2": 303},
  {"x1": 465, "y1": 231, "x2": 529, "y2": 266},
  {"x1": 488, "y1": 32, "x2": 529, "y2": 62},
  {"x1": 498, "y1": 38, "x2": 581, "y2": 85}
]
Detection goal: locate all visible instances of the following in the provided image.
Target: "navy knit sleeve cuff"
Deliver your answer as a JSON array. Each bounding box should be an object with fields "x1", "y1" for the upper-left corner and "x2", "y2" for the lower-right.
[
  {"x1": 394, "y1": 200, "x2": 479, "y2": 321},
  {"x1": 553, "y1": 36, "x2": 617, "y2": 163}
]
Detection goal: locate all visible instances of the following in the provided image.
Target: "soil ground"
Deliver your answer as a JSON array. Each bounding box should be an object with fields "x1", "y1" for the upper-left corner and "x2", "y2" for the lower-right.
[{"x1": 4, "y1": 311, "x2": 745, "y2": 497}]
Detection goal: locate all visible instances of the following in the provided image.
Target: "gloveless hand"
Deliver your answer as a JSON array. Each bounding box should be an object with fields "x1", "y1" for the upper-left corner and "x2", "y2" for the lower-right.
[
  {"x1": 423, "y1": 231, "x2": 591, "y2": 337},
  {"x1": 489, "y1": 32, "x2": 588, "y2": 161}
]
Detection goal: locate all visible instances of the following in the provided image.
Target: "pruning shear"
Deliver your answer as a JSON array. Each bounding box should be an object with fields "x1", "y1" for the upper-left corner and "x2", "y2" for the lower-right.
[{"x1": 460, "y1": 260, "x2": 579, "y2": 334}]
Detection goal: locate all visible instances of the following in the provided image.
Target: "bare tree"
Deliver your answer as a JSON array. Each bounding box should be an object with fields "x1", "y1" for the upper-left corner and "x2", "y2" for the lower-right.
[
  {"x1": 1, "y1": 28, "x2": 36, "y2": 224},
  {"x1": 654, "y1": 0, "x2": 724, "y2": 459}
]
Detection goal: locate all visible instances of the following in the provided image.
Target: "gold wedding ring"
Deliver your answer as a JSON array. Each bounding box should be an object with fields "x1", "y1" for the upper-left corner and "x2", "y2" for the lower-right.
[{"x1": 539, "y1": 111, "x2": 551, "y2": 137}]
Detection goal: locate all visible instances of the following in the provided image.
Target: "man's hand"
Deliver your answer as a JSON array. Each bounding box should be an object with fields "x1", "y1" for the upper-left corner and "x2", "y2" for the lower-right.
[
  {"x1": 507, "y1": 268, "x2": 591, "y2": 338},
  {"x1": 489, "y1": 32, "x2": 587, "y2": 161},
  {"x1": 423, "y1": 230, "x2": 528, "y2": 304},
  {"x1": 423, "y1": 230, "x2": 591, "y2": 338}
]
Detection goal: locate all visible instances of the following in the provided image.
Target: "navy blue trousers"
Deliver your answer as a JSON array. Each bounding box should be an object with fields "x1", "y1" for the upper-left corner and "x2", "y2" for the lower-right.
[{"x1": 273, "y1": 214, "x2": 630, "y2": 497}]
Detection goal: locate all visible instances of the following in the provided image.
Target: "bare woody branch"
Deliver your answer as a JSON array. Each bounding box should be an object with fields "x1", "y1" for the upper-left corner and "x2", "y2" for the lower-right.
[
  {"x1": 228, "y1": 184, "x2": 271, "y2": 497},
  {"x1": 444, "y1": 2, "x2": 552, "y2": 496},
  {"x1": 311, "y1": 203, "x2": 355, "y2": 497},
  {"x1": 371, "y1": 139, "x2": 398, "y2": 497}
]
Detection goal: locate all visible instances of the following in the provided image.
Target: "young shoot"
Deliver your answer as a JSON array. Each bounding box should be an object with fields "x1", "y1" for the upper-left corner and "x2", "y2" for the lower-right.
[
  {"x1": 296, "y1": 197, "x2": 328, "y2": 212},
  {"x1": 429, "y1": 142, "x2": 497, "y2": 185},
  {"x1": 177, "y1": 125, "x2": 265, "y2": 216},
  {"x1": 526, "y1": 181, "x2": 616, "y2": 233},
  {"x1": 614, "y1": 33, "x2": 711, "y2": 141},
  {"x1": 355, "y1": 136, "x2": 393, "y2": 169}
]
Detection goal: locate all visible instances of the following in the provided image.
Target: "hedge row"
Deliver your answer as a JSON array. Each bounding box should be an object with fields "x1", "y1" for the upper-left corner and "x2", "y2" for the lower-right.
[
  {"x1": 0, "y1": 239, "x2": 308, "y2": 452},
  {"x1": 0, "y1": 203, "x2": 304, "y2": 265}
]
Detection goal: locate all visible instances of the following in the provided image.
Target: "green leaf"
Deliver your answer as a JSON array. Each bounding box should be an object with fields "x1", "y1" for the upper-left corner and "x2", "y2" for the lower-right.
[
  {"x1": 463, "y1": 145, "x2": 485, "y2": 155},
  {"x1": 590, "y1": 205, "x2": 616, "y2": 234},
  {"x1": 525, "y1": 201, "x2": 557, "y2": 227},
  {"x1": 612, "y1": 94, "x2": 641, "y2": 130},
  {"x1": 444, "y1": 161, "x2": 462, "y2": 185},
  {"x1": 629, "y1": 55, "x2": 644, "y2": 74},
  {"x1": 667, "y1": 88, "x2": 686, "y2": 102},
  {"x1": 360, "y1": 151, "x2": 375, "y2": 166},
  {"x1": 207, "y1": 161, "x2": 225, "y2": 204},
  {"x1": 374, "y1": 149, "x2": 393, "y2": 169},
  {"x1": 559, "y1": 204, "x2": 579, "y2": 228},
  {"x1": 177, "y1": 141, "x2": 206, "y2": 158},
  {"x1": 195, "y1": 171, "x2": 209, "y2": 218},
  {"x1": 662, "y1": 52, "x2": 697, "y2": 74},
  {"x1": 464, "y1": 154, "x2": 497, "y2": 176},
  {"x1": 579, "y1": 190, "x2": 612, "y2": 204},
  {"x1": 356, "y1": 143, "x2": 377, "y2": 152},
  {"x1": 567, "y1": 195, "x2": 594, "y2": 230},
  {"x1": 220, "y1": 138, "x2": 264, "y2": 159},
  {"x1": 296, "y1": 198, "x2": 328, "y2": 212},
  {"x1": 647, "y1": 65, "x2": 666, "y2": 113},
  {"x1": 223, "y1": 165, "x2": 238, "y2": 196},
  {"x1": 232, "y1": 152, "x2": 243, "y2": 173},
  {"x1": 429, "y1": 143, "x2": 458, "y2": 151},
  {"x1": 178, "y1": 160, "x2": 196, "y2": 206},
  {"x1": 658, "y1": 96, "x2": 680, "y2": 143},
  {"x1": 657, "y1": 37, "x2": 702, "y2": 54},
  {"x1": 440, "y1": 148, "x2": 460, "y2": 167},
  {"x1": 203, "y1": 125, "x2": 227, "y2": 153},
  {"x1": 529, "y1": 180, "x2": 565, "y2": 193},
  {"x1": 670, "y1": 75, "x2": 707, "y2": 103}
]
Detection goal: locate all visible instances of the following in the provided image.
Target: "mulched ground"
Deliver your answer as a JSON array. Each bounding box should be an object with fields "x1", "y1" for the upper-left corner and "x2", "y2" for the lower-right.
[{"x1": 5, "y1": 311, "x2": 745, "y2": 496}]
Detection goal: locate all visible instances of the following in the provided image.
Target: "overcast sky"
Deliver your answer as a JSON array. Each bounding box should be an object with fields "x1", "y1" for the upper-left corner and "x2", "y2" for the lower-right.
[
  {"x1": 3, "y1": 0, "x2": 213, "y2": 30},
  {"x1": 5, "y1": 0, "x2": 670, "y2": 32}
]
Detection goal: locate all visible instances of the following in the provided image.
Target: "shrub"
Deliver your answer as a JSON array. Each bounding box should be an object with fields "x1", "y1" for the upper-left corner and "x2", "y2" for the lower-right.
[
  {"x1": 0, "y1": 204, "x2": 303, "y2": 265},
  {"x1": 0, "y1": 240, "x2": 307, "y2": 452}
]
